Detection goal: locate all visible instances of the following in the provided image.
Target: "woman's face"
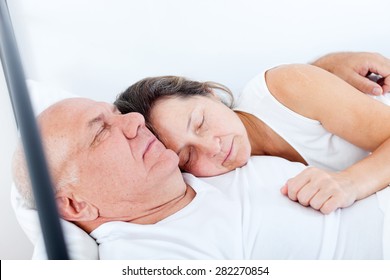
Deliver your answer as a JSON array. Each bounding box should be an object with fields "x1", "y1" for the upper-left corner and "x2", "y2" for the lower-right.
[{"x1": 149, "y1": 95, "x2": 251, "y2": 176}]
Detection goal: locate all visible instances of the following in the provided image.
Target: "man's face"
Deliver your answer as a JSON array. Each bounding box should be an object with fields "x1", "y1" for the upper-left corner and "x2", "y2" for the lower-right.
[{"x1": 40, "y1": 98, "x2": 183, "y2": 221}]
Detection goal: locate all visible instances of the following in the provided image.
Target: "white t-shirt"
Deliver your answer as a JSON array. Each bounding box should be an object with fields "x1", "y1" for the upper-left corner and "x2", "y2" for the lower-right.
[{"x1": 92, "y1": 156, "x2": 390, "y2": 259}]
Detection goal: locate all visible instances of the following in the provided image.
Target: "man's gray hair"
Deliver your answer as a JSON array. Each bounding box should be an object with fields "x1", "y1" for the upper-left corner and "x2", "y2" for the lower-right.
[{"x1": 12, "y1": 139, "x2": 79, "y2": 209}]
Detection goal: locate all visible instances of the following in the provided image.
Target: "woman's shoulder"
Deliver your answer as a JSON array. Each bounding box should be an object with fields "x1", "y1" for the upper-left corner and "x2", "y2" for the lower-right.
[
  {"x1": 236, "y1": 71, "x2": 268, "y2": 106},
  {"x1": 238, "y1": 64, "x2": 313, "y2": 102}
]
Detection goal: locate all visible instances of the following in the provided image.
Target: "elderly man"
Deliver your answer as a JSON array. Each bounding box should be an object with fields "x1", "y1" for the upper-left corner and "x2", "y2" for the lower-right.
[{"x1": 13, "y1": 97, "x2": 390, "y2": 259}]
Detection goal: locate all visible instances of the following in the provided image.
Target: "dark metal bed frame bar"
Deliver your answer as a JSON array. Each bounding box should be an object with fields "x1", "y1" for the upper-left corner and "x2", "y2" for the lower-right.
[{"x1": 0, "y1": 0, "x2": 69, "y2": 259}]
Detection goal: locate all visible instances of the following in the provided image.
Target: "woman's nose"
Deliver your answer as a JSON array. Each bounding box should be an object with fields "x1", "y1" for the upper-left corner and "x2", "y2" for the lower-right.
[
  {"x1": 117, "y1": 112, "x2": 145, "y2": 139},
  {"x1": 196, "y1": 136, "x2": 220, "y2": 157}
]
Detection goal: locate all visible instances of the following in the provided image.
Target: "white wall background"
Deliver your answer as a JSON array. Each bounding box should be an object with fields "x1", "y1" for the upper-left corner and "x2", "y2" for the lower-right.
[{"x1": 1, "y1": 0, "x2": 390, "y2": 259}]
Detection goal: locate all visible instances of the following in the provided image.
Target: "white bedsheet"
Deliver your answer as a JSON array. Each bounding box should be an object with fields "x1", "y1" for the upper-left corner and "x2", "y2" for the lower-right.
[
  {"x1": 93, "y1": 156, "x2": 390, "y2": 259},
  {"x1": 373, "y1": 92, "x2": 390, "y2": 106}
]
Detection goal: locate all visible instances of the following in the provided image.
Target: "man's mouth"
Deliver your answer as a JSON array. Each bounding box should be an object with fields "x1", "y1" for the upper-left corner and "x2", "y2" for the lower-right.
[{"x1": 143, "y1": 136, "x2": 156, "y2": 158}]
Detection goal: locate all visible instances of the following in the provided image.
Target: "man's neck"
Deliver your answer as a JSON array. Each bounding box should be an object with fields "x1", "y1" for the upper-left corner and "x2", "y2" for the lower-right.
[
  {"x1": 128, "y1": 184, "x2": 196, "y2": 225},
  {"x1": 78, "y1": 184, "x2": 196, "y2": 233}
]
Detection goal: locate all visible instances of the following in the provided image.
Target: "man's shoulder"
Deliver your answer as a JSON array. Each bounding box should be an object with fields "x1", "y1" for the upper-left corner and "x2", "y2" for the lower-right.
[
  {"x1": 191, "y1": 156, "x2": 308, "y2": 191},
  {"x1": 248, "y1": 155, "x2": 306, "y2": 170},
  {"x1": 243, "y1": 155, "x2": 306, "y2": 183}
]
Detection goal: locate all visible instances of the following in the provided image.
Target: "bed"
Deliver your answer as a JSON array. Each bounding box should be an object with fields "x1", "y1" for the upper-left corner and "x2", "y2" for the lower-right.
[{"x1": 1, "y1": 0, "x2": 390, "y2": 259}]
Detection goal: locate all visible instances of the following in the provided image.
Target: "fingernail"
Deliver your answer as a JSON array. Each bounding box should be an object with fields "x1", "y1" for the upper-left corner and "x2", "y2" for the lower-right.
[{"x1": 372, "y1": 87, "x2": 382, "y2": 95}]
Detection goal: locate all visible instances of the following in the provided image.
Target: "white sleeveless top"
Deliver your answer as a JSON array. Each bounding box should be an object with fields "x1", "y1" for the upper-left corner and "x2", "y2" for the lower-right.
[{"x1": 235, "y1": 71, "x2": 370, "y2": 171}]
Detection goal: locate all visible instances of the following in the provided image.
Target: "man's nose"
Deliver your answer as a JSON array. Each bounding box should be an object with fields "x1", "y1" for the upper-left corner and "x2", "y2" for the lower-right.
[{"x1": 117, "y1": 112, "x2": 145, "y2": 139}]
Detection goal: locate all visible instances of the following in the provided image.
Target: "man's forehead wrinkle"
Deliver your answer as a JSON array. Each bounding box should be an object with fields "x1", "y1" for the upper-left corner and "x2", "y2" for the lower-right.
[{"x1": 86, "y1": 101, "x2": 118, "y2": 127}]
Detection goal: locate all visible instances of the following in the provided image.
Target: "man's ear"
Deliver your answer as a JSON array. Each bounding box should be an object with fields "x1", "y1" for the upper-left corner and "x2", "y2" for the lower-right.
[{"x1": 56, "y1": 191, "x2": 99, "y2": 222}]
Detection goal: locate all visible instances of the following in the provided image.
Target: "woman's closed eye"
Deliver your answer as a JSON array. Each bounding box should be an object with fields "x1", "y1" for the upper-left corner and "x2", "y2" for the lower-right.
[
  {"x1": 195, "y1": 115, "x2": 205, "y2": 133},
  {"x1": 183, "y1": 115, "x2": 204, "y2": 169}
]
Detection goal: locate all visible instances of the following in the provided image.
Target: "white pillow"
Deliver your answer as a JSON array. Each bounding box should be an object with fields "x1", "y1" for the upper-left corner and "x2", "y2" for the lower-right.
[
  {"x1": 11, "y1": 80, "x2": 99, "y2": 259},
  {"x1": 27, "y1": 80, "x2": 79, "y2": 115}
]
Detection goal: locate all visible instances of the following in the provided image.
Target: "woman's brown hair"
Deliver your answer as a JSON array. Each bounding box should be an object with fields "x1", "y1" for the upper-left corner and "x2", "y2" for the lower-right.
[{"x1": 114, "y1": 76, "x2": 234, "y2": 129}]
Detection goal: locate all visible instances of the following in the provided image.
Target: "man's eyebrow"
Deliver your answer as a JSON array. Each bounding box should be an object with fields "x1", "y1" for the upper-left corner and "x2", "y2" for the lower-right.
[
  {"x1": 87, "y1": 114, "x2": 104, "y2": 129},
  {"x1": 88, "y1": 105, "x2": 117, "y2": 127}
]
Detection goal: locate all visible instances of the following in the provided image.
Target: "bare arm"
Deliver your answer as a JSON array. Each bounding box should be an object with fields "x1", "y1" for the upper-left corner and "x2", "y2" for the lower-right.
[
  {"x1": 312, "y1": 52, "x2": 390, "y2": 95},
  {"x1": 266, "y1": 64, "x2": 390, "y2": 213}
]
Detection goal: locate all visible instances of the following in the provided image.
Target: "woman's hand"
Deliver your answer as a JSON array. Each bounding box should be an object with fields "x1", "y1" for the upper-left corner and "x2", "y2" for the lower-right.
[
  {"x1": 280, "y1": 167, "x2": 358, "y2": 214},
  {"x1": 312, "y1": 52, "x2": 390, "y2": 95},
  {"x1": 268, "y1": 64, "x2": 390, "y2": 212}
]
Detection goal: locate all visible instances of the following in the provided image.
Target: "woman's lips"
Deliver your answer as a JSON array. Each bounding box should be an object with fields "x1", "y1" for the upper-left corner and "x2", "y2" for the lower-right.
[{"x1": 222, "y1": 139, "x2": 233, "y2": 166}]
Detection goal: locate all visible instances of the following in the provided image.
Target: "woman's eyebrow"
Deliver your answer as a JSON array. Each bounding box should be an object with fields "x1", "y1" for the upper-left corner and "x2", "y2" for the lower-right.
[
  {"x1": 186, "y1": 113, "x2": 193, "y2": 132},
  {"x1": 187, "y1": 106, "x2": 203, "y2": 132},
  {"x1": 187, "y1": 109, "x2": 196, "y2": 132}
]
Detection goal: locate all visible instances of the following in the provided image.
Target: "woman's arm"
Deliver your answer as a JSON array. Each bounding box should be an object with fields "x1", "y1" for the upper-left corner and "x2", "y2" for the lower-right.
[
  {"x1": 311, "y1": 52, "x2": 390, "y2": 95},
  {"x1": 266, "y1": 63, "x2": 390, "y2": 214}
]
